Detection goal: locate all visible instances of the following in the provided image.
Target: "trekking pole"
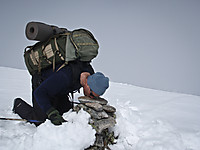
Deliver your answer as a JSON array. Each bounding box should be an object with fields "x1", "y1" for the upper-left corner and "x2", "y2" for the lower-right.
[
  {"x1": 0, "y1": 117, "x2": 42, "y2": 123},
  {"x1": 73, "y1": 102, "x2": 81, "y2": 104}
]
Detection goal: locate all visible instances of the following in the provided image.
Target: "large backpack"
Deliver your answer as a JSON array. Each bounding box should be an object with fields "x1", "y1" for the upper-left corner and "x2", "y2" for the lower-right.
[{"x1": 24, "y1": 29, "x2": 99, "y2": 75}]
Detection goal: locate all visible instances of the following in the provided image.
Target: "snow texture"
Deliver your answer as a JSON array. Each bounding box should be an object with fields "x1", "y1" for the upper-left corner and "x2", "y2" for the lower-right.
[{"x1": 0, "y1": 67, "x2": 200, "y2": 150}]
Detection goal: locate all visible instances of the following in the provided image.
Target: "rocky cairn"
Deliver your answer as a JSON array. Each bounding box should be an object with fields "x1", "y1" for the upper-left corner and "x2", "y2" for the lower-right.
[{"x1": 73, "y1": 96, "x2": 117, "y2": 150}]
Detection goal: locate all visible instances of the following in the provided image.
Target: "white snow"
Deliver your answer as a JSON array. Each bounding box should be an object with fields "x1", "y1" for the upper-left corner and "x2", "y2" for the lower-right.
[{"x1": 0, "y1": 67, "x2": 200, "y2": 150}]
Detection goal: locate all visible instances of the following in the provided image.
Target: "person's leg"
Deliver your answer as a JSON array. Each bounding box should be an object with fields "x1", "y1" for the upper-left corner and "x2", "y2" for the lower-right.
[
  {"x1": 12, "y1": 73, "x2": 47, "y2": 126},
  {"x1": 51, "y1": 95, "x2": 73, "y2": 115},
  {"x1": 13, "y1": 98, "x2": 33, "y2": 120},
  {"x1": 31, "y1": 73, "x2": 48, "y2": 123},
  {"x1": 34, "y1": 68, "x2": 73, "y2": 113},
  {"x1": 12, "y1": 98, "x2": 46, "y2": 126}
]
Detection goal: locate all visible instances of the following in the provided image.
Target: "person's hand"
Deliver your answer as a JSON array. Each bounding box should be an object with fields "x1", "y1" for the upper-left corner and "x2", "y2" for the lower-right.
[
  {"x1": 80, "y1": 72, "x2": 90, "y2": 87},
  {"x1": 46, "y1": 107, "x2": 67, "y2": 125}
]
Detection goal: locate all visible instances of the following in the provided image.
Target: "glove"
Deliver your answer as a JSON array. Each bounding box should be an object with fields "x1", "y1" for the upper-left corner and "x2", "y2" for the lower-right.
[{"x1": 46, "y1": 107, "x2": 67, "y2": 125}]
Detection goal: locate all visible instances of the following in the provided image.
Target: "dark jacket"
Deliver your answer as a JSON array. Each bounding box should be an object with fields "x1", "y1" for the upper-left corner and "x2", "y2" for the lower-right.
[
  {"x1": 13, "y1": 61, "x2": 94, "y2": 126},
  {"x1": 34, "y1": 61, "x2": 94, "y2": 113}
]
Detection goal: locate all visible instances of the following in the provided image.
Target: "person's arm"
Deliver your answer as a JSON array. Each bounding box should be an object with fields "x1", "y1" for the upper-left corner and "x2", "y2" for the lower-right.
[{"x1": 80, "y1": 72, "x2": 91, "y2": 87}]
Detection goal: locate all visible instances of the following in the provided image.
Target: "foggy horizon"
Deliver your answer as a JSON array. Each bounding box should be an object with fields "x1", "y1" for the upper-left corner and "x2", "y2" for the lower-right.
[{"x1": 0, "y1": 0, "x2": 200, "y2": 96}]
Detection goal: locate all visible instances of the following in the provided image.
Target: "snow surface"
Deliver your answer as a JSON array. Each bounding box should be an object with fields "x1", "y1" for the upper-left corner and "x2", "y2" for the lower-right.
[{"x1": 0, "y1": 67, "x2": 200, "y2": 150}]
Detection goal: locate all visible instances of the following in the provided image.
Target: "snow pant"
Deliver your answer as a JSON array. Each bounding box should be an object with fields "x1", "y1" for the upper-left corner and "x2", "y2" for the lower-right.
[{"x1": 13, "y1": 72, "x2": 72, "y2": 126}]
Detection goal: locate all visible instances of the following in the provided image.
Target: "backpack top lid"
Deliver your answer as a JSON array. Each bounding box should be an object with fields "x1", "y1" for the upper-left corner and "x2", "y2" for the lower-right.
[{"x1": 65, "y1": 29, "x2": 99, "y2": 62}]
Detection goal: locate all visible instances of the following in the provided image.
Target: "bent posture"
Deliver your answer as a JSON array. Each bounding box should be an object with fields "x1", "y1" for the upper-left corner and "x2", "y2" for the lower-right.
[{"x1": 13, "y1": 61, "x2": 109, "y2": 126}]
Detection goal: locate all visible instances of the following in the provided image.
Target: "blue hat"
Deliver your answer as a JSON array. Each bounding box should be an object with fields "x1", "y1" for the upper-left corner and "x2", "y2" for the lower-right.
[{"x1": 87, "y1": 72, "x2": 109, "y2": 96}]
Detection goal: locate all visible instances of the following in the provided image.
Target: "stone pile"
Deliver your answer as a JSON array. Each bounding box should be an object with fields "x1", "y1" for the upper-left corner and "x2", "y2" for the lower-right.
[{"x1": 73, "y1": 96, "x2": 117, "y2": 150}]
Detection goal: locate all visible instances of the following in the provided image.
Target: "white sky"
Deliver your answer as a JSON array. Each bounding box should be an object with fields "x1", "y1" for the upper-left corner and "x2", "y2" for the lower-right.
[{"x1": 0, "y1": 0, "x2": 200, "y2": 96}]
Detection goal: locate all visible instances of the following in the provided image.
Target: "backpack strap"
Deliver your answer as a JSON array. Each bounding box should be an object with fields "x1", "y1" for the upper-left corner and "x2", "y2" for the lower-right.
[
  {"x1": 56, "y1": 62, "x2": 68, "y2": 72},
  {"x1": 53, "y1": 37, "x2": 65, "y2": 72}
]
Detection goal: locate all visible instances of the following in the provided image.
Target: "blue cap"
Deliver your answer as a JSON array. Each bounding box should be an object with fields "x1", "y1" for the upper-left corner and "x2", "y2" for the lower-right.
[{"x1": 87, "y1": 72, "x2": 109, "y2": 96}]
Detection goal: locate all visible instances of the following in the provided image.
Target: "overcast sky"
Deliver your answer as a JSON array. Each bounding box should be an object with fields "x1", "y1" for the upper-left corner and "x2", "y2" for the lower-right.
[{"x1": 0, "y1": 0, "x2": 200, "y2": 96}]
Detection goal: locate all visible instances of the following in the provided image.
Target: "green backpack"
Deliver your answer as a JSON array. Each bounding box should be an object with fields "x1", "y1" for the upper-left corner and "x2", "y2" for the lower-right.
[{"x1": 24, "y1": 29, "x2": 99, "y2": 75}]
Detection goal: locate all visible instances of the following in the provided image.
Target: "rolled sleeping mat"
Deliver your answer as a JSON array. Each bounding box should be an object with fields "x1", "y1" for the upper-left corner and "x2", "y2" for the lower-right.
[{"x1": 25, "y1": 21, "x2": 68, "y2": 42}]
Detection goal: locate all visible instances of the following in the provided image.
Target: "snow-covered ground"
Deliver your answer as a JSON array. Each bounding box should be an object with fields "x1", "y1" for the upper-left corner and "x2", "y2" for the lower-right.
[{"x1": 0, "y1": 67, "x2": 200, "y2": 150}]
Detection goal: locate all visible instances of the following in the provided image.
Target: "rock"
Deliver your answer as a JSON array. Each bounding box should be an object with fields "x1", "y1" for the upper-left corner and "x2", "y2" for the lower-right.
[
  {"x1": 78, "y1": 96, "x2": 108, "y2": 105},
  {"x1": 94, "y1": 134, "x2": 104, "y2": 147},
  {"x1": 76, "y1": 104, "x2": 108, "y2": 120},
  {"x1": 102, "y1": 105, "x2": 116, "y2": 113},
  {"x1": 96, "y1": 111, "x2": 109, "y2": 120},
  {"x1": 94, "y1": 117, "x2": 116, "y2": 134},
  {"x1": 89, "y1": 118, "x2": 95, "y2": 124},
  {"x1": 75, "y1": 96, "x2": 117, "y2": 149},
  {"x1": 85, "y1": 102, "x2": 103, "y2": 112},
  {"x1": 73, "y1": 105, "x2": 81, "y2": 113}
]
